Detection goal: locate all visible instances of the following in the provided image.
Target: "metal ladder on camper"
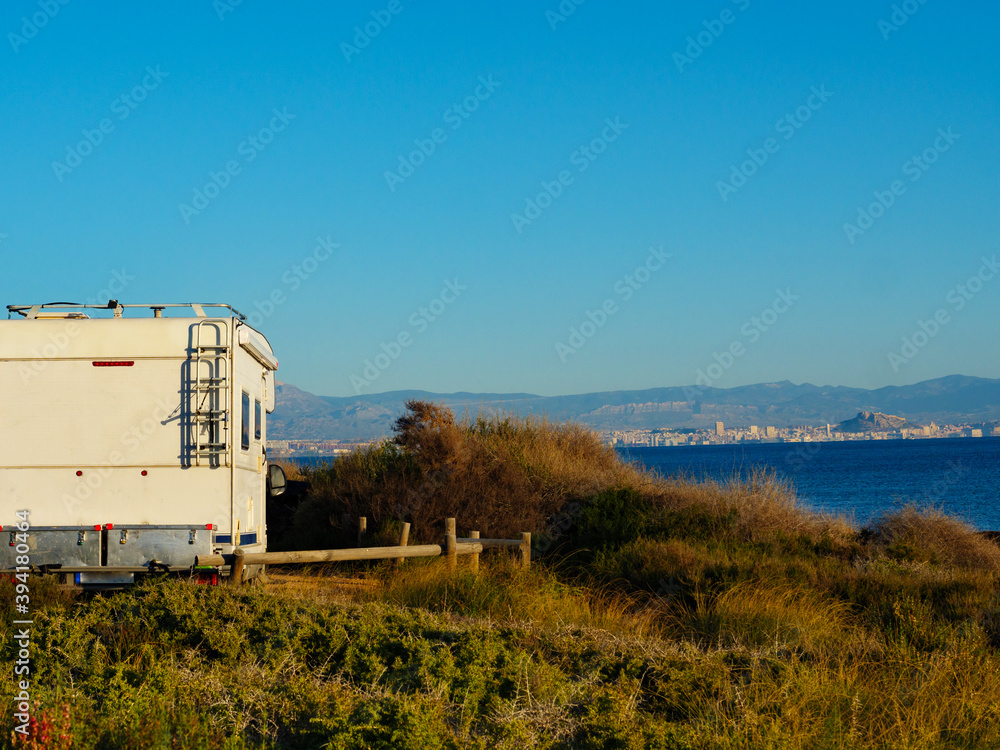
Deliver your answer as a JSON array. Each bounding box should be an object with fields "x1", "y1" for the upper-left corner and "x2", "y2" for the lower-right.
[{"x1": 190, "y1": 320, "x2": 231, "y2": 467}]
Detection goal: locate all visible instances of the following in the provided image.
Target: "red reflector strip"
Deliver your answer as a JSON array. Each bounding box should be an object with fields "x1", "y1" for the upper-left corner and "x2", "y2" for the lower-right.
[
  {"x1": 92, "y1": 361, "x2": 134, "y2": 367},
  {"x1": 206, "y1": 523, "x2": 213, "y2": 530}
]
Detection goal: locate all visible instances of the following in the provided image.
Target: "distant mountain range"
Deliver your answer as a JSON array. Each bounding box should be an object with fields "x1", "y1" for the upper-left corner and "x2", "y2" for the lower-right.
[{"x1": 269, "y1": 375, "x2": 1000, "y2": 441}]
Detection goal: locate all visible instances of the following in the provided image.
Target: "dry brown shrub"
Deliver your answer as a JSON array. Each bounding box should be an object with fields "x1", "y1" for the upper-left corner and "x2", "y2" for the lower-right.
[
  {"x1": 288, "y1": 402, "x2": 633, "y2": 546},
  {"x1": 392, "y1": 399, "x2": 469, "y2": 476},
  {"x1": 871, "y1": 504, "x2": 1000, "y2": 571},
  {"x1": 412, "y1": 407, "x2": 634, "y2": 541}
]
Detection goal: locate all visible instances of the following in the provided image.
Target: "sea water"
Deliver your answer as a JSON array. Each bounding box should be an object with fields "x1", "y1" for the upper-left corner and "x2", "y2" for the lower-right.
[{"x1": 618, "y1": 437, "x2": 1000, "y2": 530}]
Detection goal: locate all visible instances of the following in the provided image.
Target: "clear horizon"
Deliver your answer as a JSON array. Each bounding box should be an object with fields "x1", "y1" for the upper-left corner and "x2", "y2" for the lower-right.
[{"x1": 3, "y1": 2, "x2": 998, "y2": 398}]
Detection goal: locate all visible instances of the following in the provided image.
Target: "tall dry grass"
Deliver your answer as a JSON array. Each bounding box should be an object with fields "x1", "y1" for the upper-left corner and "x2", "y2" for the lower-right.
[
  {"x1": 870, "y1": 503, "x2": 1000, "y2": 570},
  {"x1": 677, "y1": 580, "x2": 854, "y2": 654},
  {"x1": 362, "y1": 557, "x2": 662, "y2": 639},
  {"x1": 640, "y1": 467, "x2": 855, "y2": 546}
]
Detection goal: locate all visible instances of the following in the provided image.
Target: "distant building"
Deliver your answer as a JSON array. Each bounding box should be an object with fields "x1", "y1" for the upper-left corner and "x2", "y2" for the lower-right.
[
  {"x1": 765, "y1": 426, "x2": 778, "y2": 438},
  {"x1": 715, "y1": 421, "x2": 725, "y2": 436},
  {"x1": 749, "y1": 425, "x2": 759, "y2": 435}
]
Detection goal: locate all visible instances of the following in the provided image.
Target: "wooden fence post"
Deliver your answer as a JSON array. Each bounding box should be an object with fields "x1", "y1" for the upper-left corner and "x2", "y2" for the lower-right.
[
  {"x1": 358, "y1": 516, "x2": 367, "y2": 547},
  {"x1": 444, "y1": 518, "x2": 457, "y2": 573},
  {"x1": 396, "y1": 522, "x2": 410, "y2": 568},
  {"x1": 341, "y1": 512, "x2": 352, "y2": 547},
  {"x1": 520, "y1": 533, "x2": 531, "y2": 571},
  {"x1": 469, "y1": 530, "x2": 480, "y2": 575},
  {"x1": 229, "y1": 547, "x2": 245, "y2": 585}
]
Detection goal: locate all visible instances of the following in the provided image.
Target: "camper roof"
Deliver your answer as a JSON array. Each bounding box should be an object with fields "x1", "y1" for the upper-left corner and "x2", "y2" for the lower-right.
[{"x1": 6, "y1": 302, "x2": 246, "y2": 320}]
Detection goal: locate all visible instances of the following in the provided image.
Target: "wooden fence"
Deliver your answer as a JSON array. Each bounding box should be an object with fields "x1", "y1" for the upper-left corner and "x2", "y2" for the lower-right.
[{"x1": 195, "y1": 517, "x2": 530, "y2": 583}]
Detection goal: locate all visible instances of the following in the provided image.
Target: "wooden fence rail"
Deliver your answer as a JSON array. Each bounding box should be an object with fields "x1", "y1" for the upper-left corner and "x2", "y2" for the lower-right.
[
  {"x1": 458, "y1": 532, "x2": 531, "y2": 570},
  {"x1": 196, "y1": 542, "x2": 482, "y2": 568},
  {"x1": 198, "y1": 517, "x2": 530, "y2": 580},
  {"x1": 456, "y1": 537, "x2": 519, "y2": 546}
]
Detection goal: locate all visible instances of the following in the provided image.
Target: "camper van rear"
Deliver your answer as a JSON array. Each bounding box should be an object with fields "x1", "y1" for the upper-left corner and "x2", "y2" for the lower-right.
[{"x1": 0, "y1": 303, "x2": 280, "y2": 586}]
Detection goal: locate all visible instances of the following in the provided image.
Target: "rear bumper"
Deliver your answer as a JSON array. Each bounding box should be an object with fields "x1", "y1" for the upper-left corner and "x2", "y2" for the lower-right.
[{"x1": 1, "y1": 524, "x2": 214, "y2": 571}]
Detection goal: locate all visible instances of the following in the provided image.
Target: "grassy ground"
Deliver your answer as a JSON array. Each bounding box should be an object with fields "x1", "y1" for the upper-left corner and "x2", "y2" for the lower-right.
[
  {"x1": 3, "y1": 401, "x2": 999, "y2": 748},
  {"x1": 3, "y1": 556, "x2": 999, "y2": 749}
]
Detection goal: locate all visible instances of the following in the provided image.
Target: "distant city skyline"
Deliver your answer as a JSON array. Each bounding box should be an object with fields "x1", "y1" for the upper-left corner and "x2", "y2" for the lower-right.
[
  {"x1": 269, "y1": 421, "x2": 997, "y2": 457},
  {"x1": 2, "y1": 2, "x2": 998, "y2": 398},
  {"x1": 266, "y1": 374, "x2": 1000, "y2": 442}
]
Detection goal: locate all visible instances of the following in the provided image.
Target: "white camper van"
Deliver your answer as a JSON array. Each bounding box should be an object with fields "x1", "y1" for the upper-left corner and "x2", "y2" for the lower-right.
[{"x1": 0, "y1": 302, "x2": 286, "y2": 586}]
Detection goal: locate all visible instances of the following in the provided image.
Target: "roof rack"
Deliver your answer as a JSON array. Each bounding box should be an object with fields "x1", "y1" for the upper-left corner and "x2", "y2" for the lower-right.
[{"x1": 6, "y1": 302, "x2": 247, "y2": 321}]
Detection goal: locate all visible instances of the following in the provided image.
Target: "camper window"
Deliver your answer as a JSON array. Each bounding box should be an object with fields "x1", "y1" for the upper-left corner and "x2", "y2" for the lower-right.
[
  {"x1": 255, "y1": 399, "x2": 262, "y2": 442},
  {"x1": 241, "y1": 391, "x2": 251, "y2": 451}
]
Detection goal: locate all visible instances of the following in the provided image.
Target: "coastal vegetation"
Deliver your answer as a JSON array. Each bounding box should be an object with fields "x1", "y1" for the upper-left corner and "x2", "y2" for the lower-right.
[{"x1": 3, "y1": 401, "x2": 999, "y2": 748}]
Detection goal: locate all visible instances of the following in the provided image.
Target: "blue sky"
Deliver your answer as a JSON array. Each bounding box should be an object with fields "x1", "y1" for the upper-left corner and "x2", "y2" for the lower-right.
[{"x1": 2, "y1": 1, "x2": 998, "y2": 398}]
